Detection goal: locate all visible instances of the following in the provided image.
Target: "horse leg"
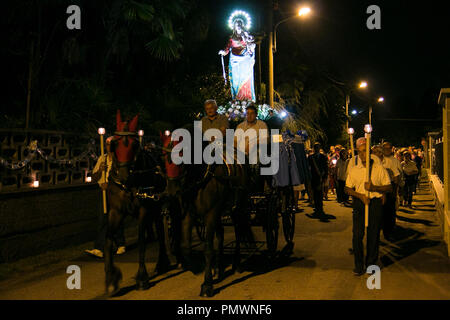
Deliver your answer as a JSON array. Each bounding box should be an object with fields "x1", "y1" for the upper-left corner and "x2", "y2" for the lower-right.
[
  {"x1": 200, "y1": 209, "x2": 217, "y2": 297},
  {"x1": 104, "y1": 208, "x2": 123, "y2": 296},
  {"x1": 180, "y1": 209, "x2": 194, "y2": 272},
  {"x1": 231, "y1": 217, "x2": 242, "y2": 273},
  {"x1": 215, "y1": 223, "x2": 225, "y2": 281},
  {"x1": 173, "y1": 196, "x2": 184, "y2": 266},
  {"x1": 135, "y1": 206, "x2": 151, "y2": 290},
  {"x1": 155, "y1": 205, "x2": 171, "y2": 275}
]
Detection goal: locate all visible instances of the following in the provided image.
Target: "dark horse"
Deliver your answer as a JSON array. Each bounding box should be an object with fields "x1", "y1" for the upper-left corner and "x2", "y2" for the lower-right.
[
  {"x1": 104, "y1": 111, "x2": 167, "y2": 296},
  {"x1": 178, "y1": 136, "x2": 256, "y2": 297}
]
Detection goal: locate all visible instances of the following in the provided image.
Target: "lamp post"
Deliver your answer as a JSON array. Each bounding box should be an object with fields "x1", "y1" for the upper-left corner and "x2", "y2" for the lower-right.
[
  {"x1": 364, "y1": 124, "x2": 372, "y2": 228},
  {"x1": 98, "y1": 127, "x2": 107, "y2": 214},
  {"x1": 357, "y1": 81, "x2": 384, "y2": 126},
  {"x1": 345, "y1": 81, "x2": 368, "y2": 152},
  {"x1": 268, "y1": 6, "x2": 311, "y2": 107}
]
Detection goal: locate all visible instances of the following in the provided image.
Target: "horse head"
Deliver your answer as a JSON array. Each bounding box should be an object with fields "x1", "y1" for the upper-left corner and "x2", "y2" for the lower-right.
[{"x1": 111, "y1": 110, "x2": 139, "y2": 184}]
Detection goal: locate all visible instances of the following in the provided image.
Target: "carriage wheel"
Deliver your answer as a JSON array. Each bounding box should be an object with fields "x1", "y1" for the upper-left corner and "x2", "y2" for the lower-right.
[
  {"x1": 265, "y1": 192, "x2": 279, "y2": 255},
  {"x1": 196, "y1": 224, "x2": 206, "y2": 242}
]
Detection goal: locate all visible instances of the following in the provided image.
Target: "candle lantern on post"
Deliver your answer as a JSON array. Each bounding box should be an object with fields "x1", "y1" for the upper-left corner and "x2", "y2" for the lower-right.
[
  {"x1": 363, "y1": 124, "x2": 372, "y2": 228},
  {"x1": 98, "y1": 127, "x2": 107, "y2": 214}
]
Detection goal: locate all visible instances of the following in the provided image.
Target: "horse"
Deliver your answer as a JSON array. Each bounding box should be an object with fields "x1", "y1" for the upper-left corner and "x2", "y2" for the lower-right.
[
  {"x1": 103, "y1": 110, "x2": 168, "y2": 296},
  {"x1": 175, "y1": 133, "x2": 256, "y2": 297}
]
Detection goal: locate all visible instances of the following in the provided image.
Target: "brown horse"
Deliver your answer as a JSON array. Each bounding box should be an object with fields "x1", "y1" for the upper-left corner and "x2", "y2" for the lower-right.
[
  {"x1": 104, "y1": 110, "x2": 167, "y2": 296},
  {"x1": 179, "y1": 145, "x2": 255, "y2": 297}
]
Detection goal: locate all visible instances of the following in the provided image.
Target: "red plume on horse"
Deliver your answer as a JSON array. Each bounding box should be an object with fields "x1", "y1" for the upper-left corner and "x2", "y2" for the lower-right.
[
  {"x1": 104, "y1": 109, "x2": 170, "y2": 296},
  {"x1": 113, "y1": 110, "x2": 139, "y2": 163},
  {"x1": 160, "y1": 130, "x2": 183, "y2": 179}
]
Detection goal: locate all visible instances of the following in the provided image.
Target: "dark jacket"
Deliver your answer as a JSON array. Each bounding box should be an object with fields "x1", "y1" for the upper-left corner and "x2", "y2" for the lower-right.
[{"x1": 308, "y1": 152, "x2": 328, "y2": 184}]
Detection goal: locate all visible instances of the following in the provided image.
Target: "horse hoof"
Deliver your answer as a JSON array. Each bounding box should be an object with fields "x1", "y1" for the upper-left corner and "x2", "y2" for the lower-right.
[
  {"x1": 232, "y1": 264, "x2": 244, "y2": 274},
  {"x1": 214, "y1": 268, "x2": 225, "y2": 281},
  {"x1": 136, "y1": 280, "x2": 151, "y2": 291},
  {"x1": 200, "y1": 284, "x2": 214, "y2": 297},
  {"x1": 282, "y1": 242, "x2": 294, "y2": 256},
  {"x1": 105, "y1": 267, "x2": 122, "y2": 297},
  {"x1": 155, "y1": 260, "x2": 171, "y2": 275}
]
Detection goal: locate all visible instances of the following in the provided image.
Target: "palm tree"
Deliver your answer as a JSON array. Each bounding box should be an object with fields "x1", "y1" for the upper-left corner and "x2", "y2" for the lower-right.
[{"x1": 275, "y1": 61, "x2": 346, "y2": 145}]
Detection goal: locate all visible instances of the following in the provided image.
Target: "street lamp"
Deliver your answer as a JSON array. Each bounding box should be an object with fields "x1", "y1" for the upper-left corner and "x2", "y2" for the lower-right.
[
  {"x1": 345, "y1": 81, "x2": 370, "y2": 151},
  {"x1": 369, "y1": 96, "x2": 385, "y2": 126},
  {"x1": 298, "y1": 7, "x2": 311, "y2": 16},
  {"x1": 273, "y1": 7, "x2": 311, "y2": 53},
  {"x1": 268, "y1": 6, "x2": 311, "y2": 108}
]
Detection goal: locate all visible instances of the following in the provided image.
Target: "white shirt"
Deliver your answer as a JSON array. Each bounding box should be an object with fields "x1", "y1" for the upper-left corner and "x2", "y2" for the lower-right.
[
  {"x1": 381, "y1": 155, "x2": 401, "y2": 181},
  {"x1": 235, "y1": 120, "x2": 268, "y2": 154},
  {"x1": 346, "y1": 159, "x2": 391, "y2": 199},
  {"x1": 93, "y1": 154, "x2": 113, "y2": 185}
]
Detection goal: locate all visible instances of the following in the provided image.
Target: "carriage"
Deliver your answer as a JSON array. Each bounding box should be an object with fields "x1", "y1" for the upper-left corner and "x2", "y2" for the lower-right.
[
  {"x1": 220, "y1": 186, "x2": 296, "y2": 258},
  {"x1": 102, "y1": 112, "x2": 303, "y2": 297},
  {"x1": 161, "y1": 160, "x2": 298, "y2": 263}
]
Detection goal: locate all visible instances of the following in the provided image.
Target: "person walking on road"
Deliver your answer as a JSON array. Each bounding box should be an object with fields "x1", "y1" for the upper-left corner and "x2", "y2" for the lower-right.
[
  {"x1": 345, "y1": 137, "x2": 392, "y2": 276},
  {"x1": 402, "y1": 151, "x2": 419, "y2": 208},
  {"x1": 336, "y1": 148, "x2": 349, "y2": 205},
  {"x1": 85, "y1": 136, "x2": 126, "y2": 258},
  {"x1": 379, "y1": 142, "x2": 402, "y2": 240},
  {"x1": 308, "y1": 142, "x2": 328, "y2": 216}
]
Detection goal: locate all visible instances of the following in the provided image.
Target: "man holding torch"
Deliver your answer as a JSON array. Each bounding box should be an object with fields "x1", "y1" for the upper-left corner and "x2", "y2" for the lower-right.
[
  {"x1": 345, "y1": 137, "x2": 392, "y2": 275},
  {"x1": 85, "y1": 136, "x2": 126, "y2": 258}
]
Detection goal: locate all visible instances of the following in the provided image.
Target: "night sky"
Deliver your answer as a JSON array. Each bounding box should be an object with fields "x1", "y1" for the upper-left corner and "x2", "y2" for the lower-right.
[
  {"x1": 3, "y1": 0, "x2": 450, "y2": 145},
  {"x1": 210, "y1": 0, "x2": 450, "y2": 142}
]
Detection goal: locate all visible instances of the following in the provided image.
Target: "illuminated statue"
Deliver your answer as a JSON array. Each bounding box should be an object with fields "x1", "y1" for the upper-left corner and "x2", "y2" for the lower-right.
[{"x1": 219, "y1": 11, "x2": 256, "y2": 102}]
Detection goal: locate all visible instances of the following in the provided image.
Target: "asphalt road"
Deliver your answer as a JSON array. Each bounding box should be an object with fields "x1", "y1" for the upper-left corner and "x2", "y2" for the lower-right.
[{"x1": 0, "y1": 177, "x2": 449, "y2": 300}]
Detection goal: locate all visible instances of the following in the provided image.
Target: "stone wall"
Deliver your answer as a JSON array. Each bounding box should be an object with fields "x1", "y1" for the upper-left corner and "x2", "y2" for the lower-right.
[{"x1": 0, "y1": 185, "x2": 102, "y2": 262}]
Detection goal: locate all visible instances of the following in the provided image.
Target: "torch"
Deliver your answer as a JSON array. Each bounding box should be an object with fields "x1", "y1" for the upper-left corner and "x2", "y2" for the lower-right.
[
  {"x1": 347, "y1": 127, "x2": 355, "y2": 165},
  {"x1": 364, "y1": 124, "x2": 372, "y2": 228},
  {"x1": 98, "y1": 127, "x2": 107, "y2": 214},
  {"x1": 138, "y1": 129, "x2": 144, "y2": 146}
]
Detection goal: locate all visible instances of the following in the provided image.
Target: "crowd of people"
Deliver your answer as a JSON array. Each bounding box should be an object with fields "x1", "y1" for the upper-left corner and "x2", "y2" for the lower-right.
[
  {"x1": 85, "y1": 98, "x2": 425, "y2": 276},
  {"x1": 301, "y1": 142, "x2": 424, "y2": 213},
  {"x1": 298, "y1": 139, "x2": 424, "y2": 275}
]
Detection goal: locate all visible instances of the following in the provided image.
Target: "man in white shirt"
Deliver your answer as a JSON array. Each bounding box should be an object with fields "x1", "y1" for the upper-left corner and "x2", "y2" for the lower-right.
[
  {"x1": 85, "y1": 136, "x2": 126, "y2": 258},
  {"x1": 378, "y1": 142, "x2": 402, "y2": 240},
  {"x1": 345, "y1": 137, "x2": 392, "y2": 275},
  {"x1": 235, "y1": 105, "x2": 268, "y2": 158}
]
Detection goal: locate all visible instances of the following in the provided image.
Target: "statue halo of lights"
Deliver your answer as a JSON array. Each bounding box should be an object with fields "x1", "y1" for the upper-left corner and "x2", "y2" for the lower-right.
[{"x1": 228, "y1": 10, "x2": 252, "y2": 30}]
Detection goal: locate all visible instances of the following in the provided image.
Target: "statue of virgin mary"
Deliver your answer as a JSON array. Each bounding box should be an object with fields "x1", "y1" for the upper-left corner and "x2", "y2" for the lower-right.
[{"x1": 219, "y1": 11, "x2": 256, "y2": 102}]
